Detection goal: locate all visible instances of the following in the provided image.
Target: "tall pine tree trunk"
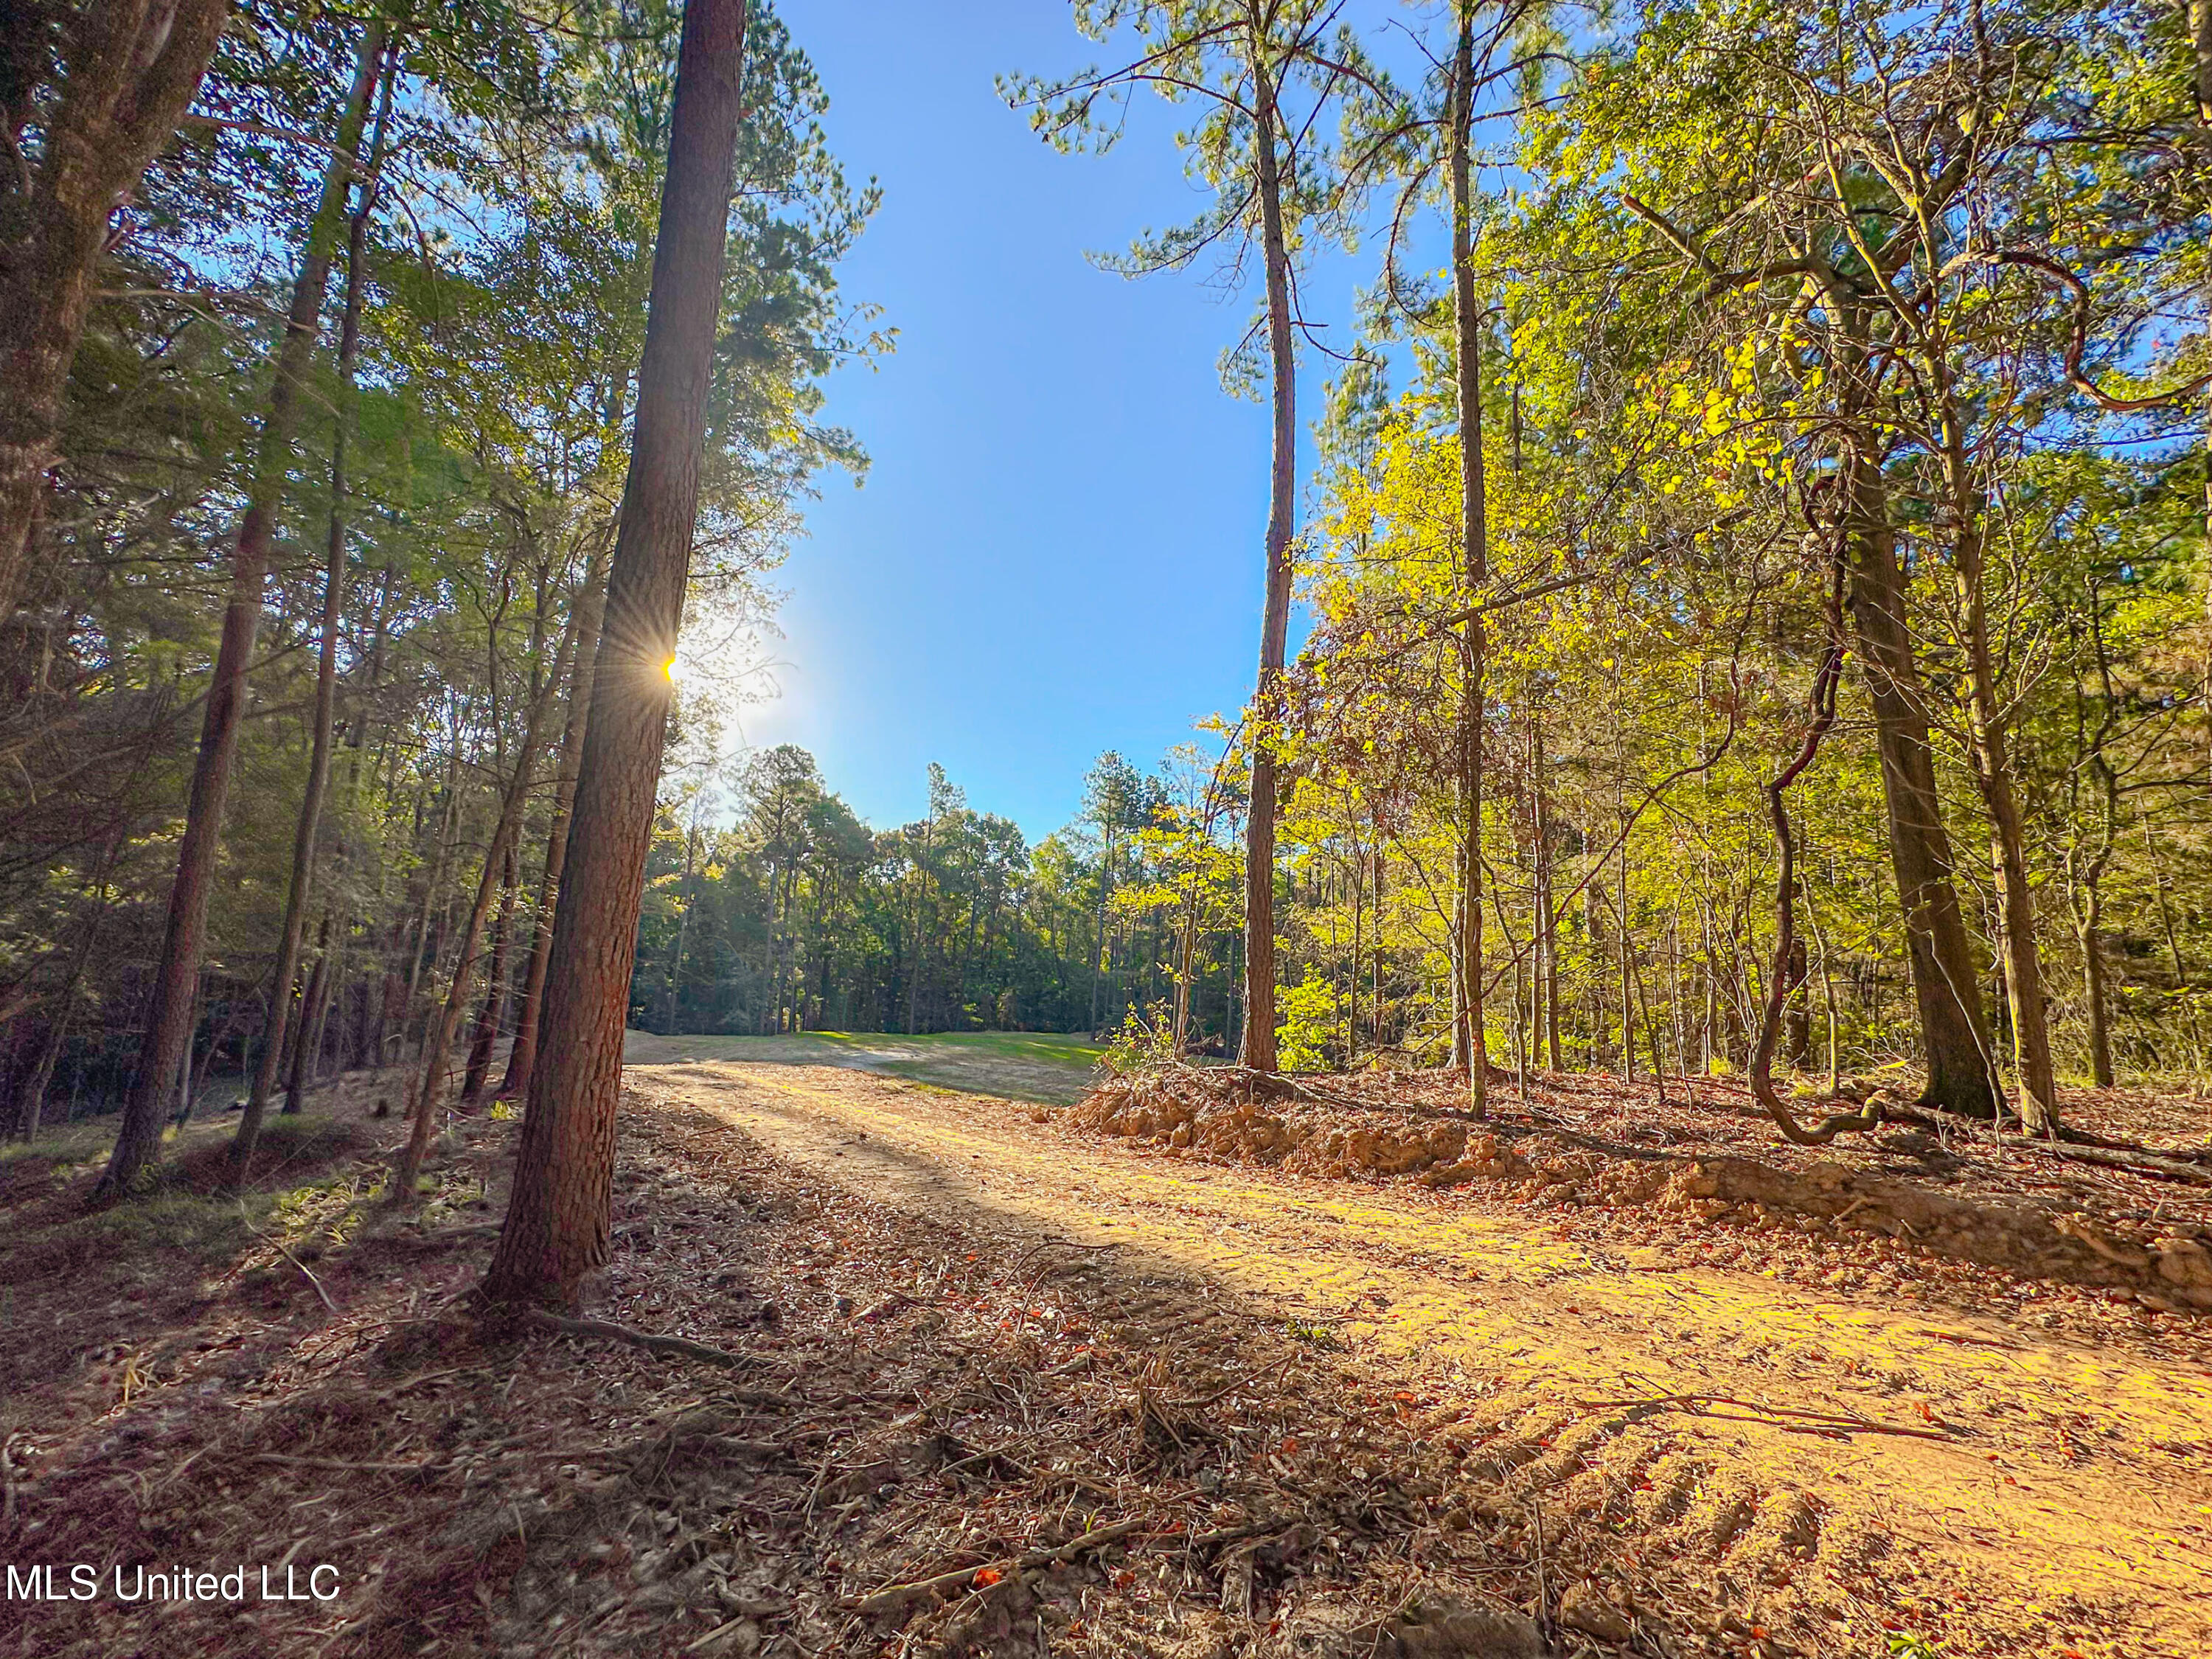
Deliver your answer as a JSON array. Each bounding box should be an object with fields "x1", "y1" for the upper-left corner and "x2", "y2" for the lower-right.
[
  {"x1": 1238, "y1": 50, "x2": 1295, "y2": 1074},
  {"x1": 97, "y1": 26, "x2": 387, "y2": 1200},
  {"x1": 485, "y1": 0, "x2": 751, "y2": 1308},
  {"x1": 233, "y1": 41, "x2": 394, "y2": 1172},
  {"x1": 1448, "y1": 7, "x2": 1489, "y2": 1110}
]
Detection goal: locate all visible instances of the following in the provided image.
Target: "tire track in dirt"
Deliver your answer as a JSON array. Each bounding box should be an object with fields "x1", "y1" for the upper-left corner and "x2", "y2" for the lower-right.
[{"x1": 632, "y1": 1060, "x2": 2212, "y2": 1657}]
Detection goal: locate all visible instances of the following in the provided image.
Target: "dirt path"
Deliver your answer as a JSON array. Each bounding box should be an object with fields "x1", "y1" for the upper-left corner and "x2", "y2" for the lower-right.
[{"x1": 633, "y1": 1057, "x2": 2212, "y2": 1658}]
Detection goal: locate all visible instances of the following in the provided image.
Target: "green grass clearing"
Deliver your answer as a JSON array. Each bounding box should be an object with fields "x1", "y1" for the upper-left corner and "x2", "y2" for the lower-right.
[{"x1": 620, "y1": 1029, "x2": 1107, "y2": 1105}]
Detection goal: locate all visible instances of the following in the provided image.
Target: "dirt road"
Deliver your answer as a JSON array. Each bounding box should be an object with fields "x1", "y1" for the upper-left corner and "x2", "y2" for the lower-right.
[{"x1": 631, "y1": 1056, "x2": 2212, "y2": 1658}]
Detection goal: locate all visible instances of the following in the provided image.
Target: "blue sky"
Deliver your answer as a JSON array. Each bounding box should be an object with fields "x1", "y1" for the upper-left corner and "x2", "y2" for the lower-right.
[{"x1": 715, "y1": 1, "x2": 1402, "y2": 843}]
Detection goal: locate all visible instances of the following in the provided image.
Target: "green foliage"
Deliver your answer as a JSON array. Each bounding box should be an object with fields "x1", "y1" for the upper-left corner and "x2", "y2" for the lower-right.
[
  {"x1": 1273, "y1": 967, "x2": 1341, "y2": 1073},
  {"x1": 1103, "y1": 999, "x2": 1178, "y2": 1077},
  {"x1": 0, "y1": 1, "x2": 881, "y2": 1135},
  {"x1": 3, "y1": 0, "x2": 2206, "y2": 1161}
]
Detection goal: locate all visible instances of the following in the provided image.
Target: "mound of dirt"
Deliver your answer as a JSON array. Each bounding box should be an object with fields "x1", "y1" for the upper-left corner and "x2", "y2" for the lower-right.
[{"x1": 1071, "y1": 1064, "x2": 2212, "y2": 1313}]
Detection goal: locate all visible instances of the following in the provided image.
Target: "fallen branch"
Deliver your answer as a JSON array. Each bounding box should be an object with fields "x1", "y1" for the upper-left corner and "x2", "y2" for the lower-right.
[
  {"x1": 1206, "y1": 1063, "x2": 1371, "y2": 1113},
  {"x1": 853, "y1": 1514, "x2": 1151, "y2": 1613},
  {"x1": 1576, "y1": 1392, "x2": 1949, "y2": 1441},
  {"x1": 2026, "y1": 1139, "x2": 2212, "y2": 1188},
  {"x1": 240, "y1": 1203, "x2": 338, "y2": 1312},
  {"x1": 521, "y1": 1309, "x2": 746, "y2": 1368}
]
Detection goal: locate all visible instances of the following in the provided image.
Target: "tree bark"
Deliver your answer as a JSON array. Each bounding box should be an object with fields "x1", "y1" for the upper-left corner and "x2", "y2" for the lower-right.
[
  {"x1": 1839, "y1": 444, "x2": 1999, "y2": 1118},
  {"x1": 485, "y1": 0, "x2": 750, "y2": 1308},
  {"x1": 1238, "y1": 46, "x2": 1296, "y2": 1074},
  {"x1": 0, "y1": 0, "x2": 232, "y2": 622},
  {"x1": 233, "y1": 41, "x2": 394, "y2": 1171},
  {"x1": 97, "y1": 25, "x2": 387, "y2": 1200},
  {"x1": 1750, "y1": 569, "x2": 1883, "y2": 1147},
  {"x1": 1448, "y1": 4, "x2": 1490, "y2": 1113},
  {"x1": 1616, "y1": 835, "x2": 1634, "y2": 1083}
]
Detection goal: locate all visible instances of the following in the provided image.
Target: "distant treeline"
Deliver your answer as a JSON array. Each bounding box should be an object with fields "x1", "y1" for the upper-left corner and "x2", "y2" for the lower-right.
[{"x1": 633, "y1": 747, "x2": 1241, "y2": 1043}]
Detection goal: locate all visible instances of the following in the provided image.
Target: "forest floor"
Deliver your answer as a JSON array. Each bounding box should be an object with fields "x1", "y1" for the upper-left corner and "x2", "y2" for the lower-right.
[{"x1": 0, "y1": 1051, "x2": 2207, "y2": 1659}]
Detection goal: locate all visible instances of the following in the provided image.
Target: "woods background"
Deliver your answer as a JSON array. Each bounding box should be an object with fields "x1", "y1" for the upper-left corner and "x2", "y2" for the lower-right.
[{"x1": 2, "y1": 0, "x2": 2208, "y2": 1148}]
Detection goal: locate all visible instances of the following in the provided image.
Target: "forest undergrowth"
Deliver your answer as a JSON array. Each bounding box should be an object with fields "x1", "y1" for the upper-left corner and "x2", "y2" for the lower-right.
[
  {"x1": 4, "y1": 1060, "x2": 2212, "y2": 1656},
  {"x1": 0, "y1": 1069, "x2": 1748, "y2": 1659}
]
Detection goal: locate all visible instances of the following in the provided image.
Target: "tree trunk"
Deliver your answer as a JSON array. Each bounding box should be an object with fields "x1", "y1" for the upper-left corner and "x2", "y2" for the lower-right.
[
  {"x1": 905, "y1": 813, "x2": 932, "y2": 1035},
  {"x1": 1804, "y1": 880, "x2": 1842, "y2": 1092},
  {"x1": 1534, "y1": 723, "x2": 1561, "y2": 1068},
  {"x1": 1783, "y1": 934, "x2": 1811, "y2": 1068},
  {"x1": 485, "y1": 0, "x2": 751, "y2": 1309},
  {"x1": 2081, "y1": 897, "x2": 2114, "y2": 1088},
  {"x1": 1950, "y1": 500, "x2": 2059, "y2": 1135},
  {"x1": 233, "y1": 46, "x2": 395, "y2": 1170},
  {"x1": 1088, "y1": 824, "x2": 1112, "y2": 1034},
  {"x1": 15, "y1": 842, "x2": 115, "y2": 1142},
  {"x1": 498, "y1": 537, "x2": 610, "y2": 1101},
  {"x1": 1616, "y1": 838, "x2": 1634, "y2": 1082},
  {"x1": 1448, "y1": 5, "x2": 1489, "y2": 1112},
  {"x1": 462, "y1": 848, "x2": 518, "y2": 1105},
  {"x1": 1172, "y1": 861, "x2": 1199, "y2": 1050},
  {"x1": 662, "y1": 818, "x2": 700, "y2": 1033},
  {"x1": 1239, "y1": 49, "x2": 1296, "y2": 1074},
  {"x1": 2196, "y1": 0, "x2": 2211, "y2": 786},
  {"x1": 396, "y1": 636, "x2": 564, "y2": 1196},
  {"x1": 403, "y1": 765, "x2": 461, "y2": 1046},
  {"x1": 284, "y1": 924, "x2": 332, "y2": 1116},
  {"x1": 97, "y1": 27, "x2": 388, "y2": 1200},
  {"x1": 1840, "y1": 443, "x2": 1999, "y2": 1118},
  {"x1": 0, "y1": 0, "x2": 232, "y2": 621}
]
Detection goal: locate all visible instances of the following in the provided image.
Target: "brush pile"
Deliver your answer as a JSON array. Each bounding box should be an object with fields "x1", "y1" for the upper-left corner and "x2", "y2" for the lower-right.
[{"x1": 1071, "y1": 1061, "x2": 2212, "y2": 1313}]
